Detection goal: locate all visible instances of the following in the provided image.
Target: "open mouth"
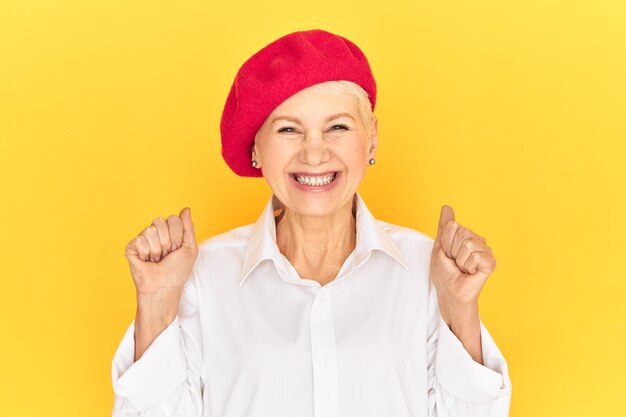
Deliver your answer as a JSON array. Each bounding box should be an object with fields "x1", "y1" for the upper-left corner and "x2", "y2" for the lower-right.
[{"x1": 289, "y1": 172, "x2": 339, "y2": 187}]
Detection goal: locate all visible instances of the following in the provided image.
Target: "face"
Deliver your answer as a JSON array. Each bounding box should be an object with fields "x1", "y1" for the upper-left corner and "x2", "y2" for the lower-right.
[{"x1": 252, "y1": 84, "x2": 378, "y2": 217}]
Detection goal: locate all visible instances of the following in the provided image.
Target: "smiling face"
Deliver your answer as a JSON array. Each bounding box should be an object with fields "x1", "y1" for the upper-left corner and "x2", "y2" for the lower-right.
[{"x1": 252, "y1": 81, "x2": 378, "y2": 217}]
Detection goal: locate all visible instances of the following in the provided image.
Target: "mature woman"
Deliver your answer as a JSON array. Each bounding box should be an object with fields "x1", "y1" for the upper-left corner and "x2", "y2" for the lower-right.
[{"x1": 112, "y1": 29, "x2": 512, "y2": 417}]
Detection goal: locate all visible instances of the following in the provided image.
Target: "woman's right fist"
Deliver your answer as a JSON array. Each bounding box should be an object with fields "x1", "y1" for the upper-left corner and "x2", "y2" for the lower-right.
[{"x1": 124, "y1": 207, "x2": 199, "y2": 297}]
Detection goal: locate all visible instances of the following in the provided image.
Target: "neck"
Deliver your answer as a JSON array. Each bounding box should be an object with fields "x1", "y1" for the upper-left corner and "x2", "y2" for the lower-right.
[{"x1": 275, "y1": 196, "x2": 357, "y2": 284}]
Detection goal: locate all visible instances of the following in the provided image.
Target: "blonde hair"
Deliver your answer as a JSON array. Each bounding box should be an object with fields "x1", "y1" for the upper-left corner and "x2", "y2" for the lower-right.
[{"x1": 308, "y1": 80, "x2": 375, "y2": 137}]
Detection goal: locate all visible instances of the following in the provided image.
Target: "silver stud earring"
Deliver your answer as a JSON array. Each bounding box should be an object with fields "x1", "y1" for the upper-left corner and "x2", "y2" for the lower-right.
[
  {"x1": 252, "y1": 160, "x2": 258, "y2": 167},
  {"x1": 368, "y1": 158, "x2": 376, "y2": 165}
]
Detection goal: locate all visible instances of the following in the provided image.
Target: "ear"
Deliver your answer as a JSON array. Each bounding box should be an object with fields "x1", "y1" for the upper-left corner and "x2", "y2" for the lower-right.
[
  {"x1": 251, "y1": 137, "x2": 262, "y2": 169},
  {"x1": 368, "y1": 114, "x2": 379, "y2": 157}
]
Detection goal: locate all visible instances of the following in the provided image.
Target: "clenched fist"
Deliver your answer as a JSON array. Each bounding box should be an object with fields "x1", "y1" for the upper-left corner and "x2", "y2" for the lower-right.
[
  {"x1": 124, "y1": 207, "x2": 199, "y2": 297},
  {"x1": 430, "y1": 205, "x2": 496, "y2": 327}
]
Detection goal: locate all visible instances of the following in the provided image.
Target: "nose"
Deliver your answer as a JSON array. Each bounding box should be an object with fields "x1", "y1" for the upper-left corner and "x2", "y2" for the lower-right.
[{"x1": 299, "y1": 130, "x2": 330, "y2": 167}]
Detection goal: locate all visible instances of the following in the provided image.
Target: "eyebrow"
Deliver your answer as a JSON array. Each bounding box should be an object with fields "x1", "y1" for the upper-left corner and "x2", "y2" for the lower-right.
[{"x1": 270, "y1": 112, "x2": 355, "y2": 125}]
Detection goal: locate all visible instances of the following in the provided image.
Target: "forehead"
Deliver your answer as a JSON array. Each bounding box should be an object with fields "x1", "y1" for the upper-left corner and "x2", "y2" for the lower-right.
[{"x1": 267, "y1": 85, "x2": 359, "y2": 123}]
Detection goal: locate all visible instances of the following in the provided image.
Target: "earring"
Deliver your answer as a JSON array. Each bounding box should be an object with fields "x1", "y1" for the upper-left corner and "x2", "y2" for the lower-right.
[
  {"x1": 252, "y1": 160, "x2": 258, "y2": 167},
  {"x1": 368, "y1": 158, "x2": 376, "y2": 165}
]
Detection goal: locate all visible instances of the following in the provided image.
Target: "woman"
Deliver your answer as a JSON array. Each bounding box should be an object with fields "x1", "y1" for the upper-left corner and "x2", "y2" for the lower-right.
[{"x1": 112, "y1": 29, "x2": 512, "y2": 417}]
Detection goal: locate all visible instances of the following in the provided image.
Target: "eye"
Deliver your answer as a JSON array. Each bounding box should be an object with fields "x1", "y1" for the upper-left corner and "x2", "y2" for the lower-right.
[
  {"x1": 329, "y1": 124, "x2": 348, "y2": 131},
  {"x1": 277, "y1": 126, "x2": 297, "y2": 134}
]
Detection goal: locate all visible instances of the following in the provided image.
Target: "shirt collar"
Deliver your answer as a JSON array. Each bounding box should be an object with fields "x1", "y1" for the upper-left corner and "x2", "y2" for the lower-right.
[{"x1": 238, "y1": 192, "x2": 409, "y2": 287}]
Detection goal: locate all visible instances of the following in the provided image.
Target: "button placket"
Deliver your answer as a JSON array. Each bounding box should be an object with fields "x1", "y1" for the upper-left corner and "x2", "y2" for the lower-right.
[
  {"x1": 320, "y1": 353, "x2": 328, "y2": 366},
  {"x1": 309, "y1": 286, "x2": 339, "y2": 417}
]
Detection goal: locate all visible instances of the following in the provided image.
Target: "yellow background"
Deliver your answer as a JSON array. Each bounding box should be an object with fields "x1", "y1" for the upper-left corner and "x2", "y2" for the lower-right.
[{"x1": 1, "y1": 0, "x2": 624, "y2": 415}]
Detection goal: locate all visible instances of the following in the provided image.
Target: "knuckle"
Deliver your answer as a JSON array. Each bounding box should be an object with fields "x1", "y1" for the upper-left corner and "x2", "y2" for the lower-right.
[
  {"x1": 157, "y1": 228, "x2": 169, "y2": 241},
  {"x1": 166, "y1": 214, "x2": 179, "y2": 222},
  {"x1": 136, "y1": 247, "x2": 149, "y2": 258},
  {"x1": 135, "y1": 239, "x2": 147, "y2": 251},
  {"x1": 152, "y1": 217, "x2": 166, "y2": 226},
  {"x1": 460, "y1": 240, "x2": 474, "y2": 253}
]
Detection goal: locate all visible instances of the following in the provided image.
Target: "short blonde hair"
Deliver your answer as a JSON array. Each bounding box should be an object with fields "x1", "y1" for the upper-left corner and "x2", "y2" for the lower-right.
[{"x1": 308, "y1": 80, "x2": 375, "y2": 137}]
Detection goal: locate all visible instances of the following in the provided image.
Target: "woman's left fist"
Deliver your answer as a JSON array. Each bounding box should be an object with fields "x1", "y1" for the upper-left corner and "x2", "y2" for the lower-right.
[{"x1": 430, "y1": 205, "x2": 496, "y2": 308}]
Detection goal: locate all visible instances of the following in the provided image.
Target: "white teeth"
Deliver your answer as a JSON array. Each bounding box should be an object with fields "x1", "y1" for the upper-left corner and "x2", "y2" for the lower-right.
[{"x1": 294, "y1": 173, "x2": 337, "y2": 186}]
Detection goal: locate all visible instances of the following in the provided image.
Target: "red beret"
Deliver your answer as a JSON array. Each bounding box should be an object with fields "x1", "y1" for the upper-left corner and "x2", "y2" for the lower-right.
[{"x1": 220, "y1": 29, "x2": 377, "y2": 177}]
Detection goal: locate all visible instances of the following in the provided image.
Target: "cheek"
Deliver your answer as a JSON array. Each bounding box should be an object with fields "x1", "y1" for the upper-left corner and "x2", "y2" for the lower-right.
[
  {"x1": 260, "y1": 142, "x2": 294, "y2": 176},
  {"x1": 339, "y1": 140, "x2": 369, "y2": 166}
]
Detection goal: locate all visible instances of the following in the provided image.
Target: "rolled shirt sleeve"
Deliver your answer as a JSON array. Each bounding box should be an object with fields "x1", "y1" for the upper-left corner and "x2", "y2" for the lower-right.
[
  {"x1": 111, "y1": 317, "x2": 188, "y2": 413},
  {"x1": 435, "y1": 315, "x2": 511, "y2": 404},
  {"x1": 427, "y1": 279, "x2": 512, "y2": 416}
]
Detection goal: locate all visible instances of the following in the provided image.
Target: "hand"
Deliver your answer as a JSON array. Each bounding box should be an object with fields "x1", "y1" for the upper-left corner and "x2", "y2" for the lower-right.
[
  {"x1": 124, "y1": 207, "x2": 199, "y2": 297},
  {"x1": 430, "y1": 205, "x2": 496, "y2": 325}
]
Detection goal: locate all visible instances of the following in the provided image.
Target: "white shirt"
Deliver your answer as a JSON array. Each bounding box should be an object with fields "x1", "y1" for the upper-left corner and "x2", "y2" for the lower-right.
[{"x1": 111, "y1": 192, "x2": 512, "y2": 417}]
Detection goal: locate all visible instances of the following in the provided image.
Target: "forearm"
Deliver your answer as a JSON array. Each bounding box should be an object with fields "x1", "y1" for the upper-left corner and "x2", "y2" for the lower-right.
[
  {"x1": 439, "y1": 298, "x2": 483, "y2": 364},
  {"x1": 134, "y1": 290, "x2": 182, "y2": 361}
]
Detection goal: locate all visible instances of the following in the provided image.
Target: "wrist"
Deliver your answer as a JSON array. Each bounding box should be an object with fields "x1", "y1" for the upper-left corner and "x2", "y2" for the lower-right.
[
  {"x1": 136, "y1": 289, "x2": 182, "y2": 327},
  {"x1": 437, "y1": 293, "x2": 479, "y2": 326}
]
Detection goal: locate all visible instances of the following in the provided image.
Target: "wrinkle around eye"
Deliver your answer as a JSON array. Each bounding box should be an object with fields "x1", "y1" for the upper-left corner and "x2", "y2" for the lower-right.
[
  {"x1": 277, "y1": 127, "x2": 298, "y2": 134},
  {"x1": 274, "y1": 125, "x2": 350, "y2": 136}
]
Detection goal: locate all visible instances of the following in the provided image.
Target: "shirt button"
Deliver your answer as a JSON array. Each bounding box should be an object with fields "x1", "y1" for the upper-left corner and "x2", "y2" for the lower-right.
[{"x1": 320, "y1": 354, "x2": 328, "y2": 366}]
